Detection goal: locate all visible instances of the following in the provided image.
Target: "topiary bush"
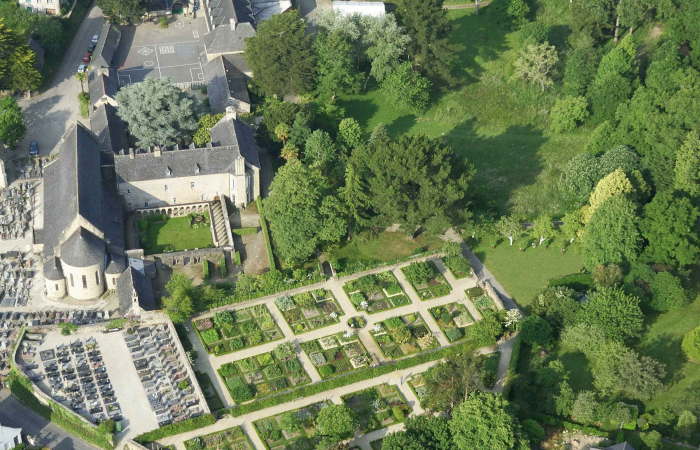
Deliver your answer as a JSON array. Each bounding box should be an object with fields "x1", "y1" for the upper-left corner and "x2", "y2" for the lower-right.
[{"x1": 392, "y1": 406, "x2": 405, "y2": 421}]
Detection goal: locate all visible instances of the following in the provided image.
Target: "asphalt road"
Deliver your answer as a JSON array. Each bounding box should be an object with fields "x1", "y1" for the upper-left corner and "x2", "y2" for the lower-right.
[
  {"x1": 16, "y1": 2, "x2": 105, "y2": 158},
  {"x1": 0, "y1": 389, "x2": 99, "y2": 450}
]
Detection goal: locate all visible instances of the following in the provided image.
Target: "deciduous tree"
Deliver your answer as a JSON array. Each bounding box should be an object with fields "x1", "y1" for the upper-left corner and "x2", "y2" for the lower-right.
[
  {"x1": 380, "y1": 62, "x2": 431, "y2": 113},
  {"x1": 559, "y1": 153, "x2": 601, "y2": 206},
  {"x1": 315, "y1": 29, "x2": 363, "y2": 98},
  {"x1": 315, "y1": 404, "x2": 358, "y2": 442},
  {"x1": 675, "y1": 133, "x2": 700, "y2": 197},
  {"x1": 0, "y1": 96, "x2": 26, "y2": 148},
  {"x1": 97, "y1": 0, "x2": 145, "y2": 24},
  {"x1": 641, "y1": 191, "x2": 700, "y2": 267},
  {"x1": 577, "y1": 287, "x2": 644, "y2": 342},
  {"x1": 592, "y1": 341, "x2": 665, "y2": 400},
  {"x1": 162, "y1": 274, "x2": 195, "y2": 323},
  {"x1": 512, "y1": 41, "x2": 558, "y2": 91}
]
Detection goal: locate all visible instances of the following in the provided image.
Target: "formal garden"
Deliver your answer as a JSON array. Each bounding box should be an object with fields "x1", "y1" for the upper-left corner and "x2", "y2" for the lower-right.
[
  {"x1": 343, "y1": 271, "x2": 411, "y2": 314},
  {"x1": 441, "y1": 253, "x2": 472, "y2": 279},
  {"x1": 428, "y1": 302, "x2": 475, "y2": 342},
  {"x1": 408, "y1": 373, "x2": 428, "y2": 407},
  {"x1": 300, "y1": 331, "x2": 371, "y2": 379},
  {"x1": 341, "y1": 383, "x2": 411, "y2": 433},
  {"x1": 139, "y1": 213, "x2": 214, "y2": 255},
  {"x1": 464, "y1": 287, "x2": 498, "y2": 315},
  {"x1": 371, "y1": 313, "x2": 440, "y2": 359},
  {"x1": 194, "y1": 305, "x2": 283, "y2": 355},
  {"x1": 274, "y1": 289, "x2": 344, "y2": 334},
  {"x1": 217, "y1": 342, "x2": 310, "y2": 403},
  {"x1": 184, "y1": 426, "x2": 253, "y2": 450},
  {"x1": 254, "y1": 401, "x2": 329, "y2": 450},
  {"x1": 401, "y1": 261, "x2": 452, "y2": 300}
]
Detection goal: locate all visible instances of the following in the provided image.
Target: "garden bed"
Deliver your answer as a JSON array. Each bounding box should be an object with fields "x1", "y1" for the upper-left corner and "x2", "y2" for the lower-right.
[
  {"x1": 193, "y1": 305, "x2": 283, "y2": 356},
  {"x1": 217, "y1": 343, "x2": 310, "y2": 403},
  {"x1": 275, "y1": 289, "x2": 345, "y2": 334},
  {"x1": 184, "y1": 426, "x2": 253, "y2": 450},
  {"x1": 370, "y1": 312, "x2": 440, "y2": 359},
  {"x1": 408, "y1": 373, "x2": 428, "y2": 406},
  {"x1": 441, "y1": 254, "x2": 472, "y2": 279},
  {"x1": 465, "y1": 287, "x2": 497, "y2": 314},
  {"x1": 341, "y1": 383, "x2": 411, "y2": 433},
  {"x1": 401, "y1": 261, "x2": 452, "y2": 300},
  {"x1": 300, "y1": 332, "x2": 370, "y2": 379},
  {"x1": 428, "y1": 302, "x2": 475, "y2": 342},
  {"x1": 343, "y1": 271, "x2": 411, "y2": 314},
  {"x1": 254, "y1": 401, "x2": 329, "y2": 450}
]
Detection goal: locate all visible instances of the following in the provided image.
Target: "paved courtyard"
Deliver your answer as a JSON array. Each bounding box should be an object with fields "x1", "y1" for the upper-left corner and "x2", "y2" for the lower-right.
[{"x1": 114, "y1": 16, "x2": 209, "y2": 86}]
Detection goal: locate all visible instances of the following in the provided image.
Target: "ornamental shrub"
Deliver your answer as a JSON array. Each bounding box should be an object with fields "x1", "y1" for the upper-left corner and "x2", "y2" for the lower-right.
[
  {"x1": 272, "y1": 378, "x2": 288, "y2": 390},
  {"x1": 350, "y1": 292, "x2": 365, "y2": 307},
  {"x1": 239, "y1": 358, "x2": 257, "y2": 372},
  {"x1": 310, "y1": 353, "x2": 327, "y2": 366},
  {"x1": 229, "y1": 337, "x2": 245, "y2": 350},
  {"x1": 550, "y1": 96, "x2": 589, "y2": 132},
  {"x1": 404, "y1": 262, "x2": 436, "y2": 285},
  {"x1": 263, "y1": 364, "x2": 283, "y2": 379},
  {"x1": 319, "y1": 365, "x2": 334, "y2": 377},
  {"x1": 257, "y1": 353, "x2": 273, "y2": 366},
  {"x1": 385, "y1": 317, "x2": 404, "y2": 330},
  {"x1": 274, "y1": 342, "x2": 295, "y2": 360},
  {"x1": 682, "y1": 326, "x2": 700, "y2": 362},
  {"x1": 392, "y1": 406, "x2": 405, "y2": 421},
  {"x1": 247, "y1": 331, "x2": 263, "y2": 346},
  {"x1": 227, "y1": 377, "x2": 254, "y2": 402},
  {"x1": 202, "y1": 260, "x2": 210, "y2": 280},
  {"x1": 285, "y1": 359, "x2": 302, "y2": 373},
  {"x1": 443, "y1": 255, "x2": 471, "y2": 277},
  {"x1": 201, "y1": 329, "x2": 220, "y2": 344},
  {"x1": 220, "y1": 258, "x2": 227, "y2": 277},
  {"x1": 220, "y1": 363, "x2": 237, "y2": 376},
  {"x1": 445, "y1": 328, "x2": 464, "y2": 341},
  {"x1": 440, "y1": 312, "x2": 452, "y2": 324}
]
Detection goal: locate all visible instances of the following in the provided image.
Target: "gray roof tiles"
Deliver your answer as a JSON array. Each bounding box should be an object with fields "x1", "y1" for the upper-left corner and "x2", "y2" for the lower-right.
[
  {"x1": 60, "y1": 228, "x2": 105, "y2": 268},
  {"x1": 91, "y1": 104, "x2": 129, "y2": 155},
  {"x1": 118, "y1": 266, "x2": 156, "y2": 317},
  {"x1": 93, "y1": 23, "x2": 121, "y2": 68},
  {"x1": 43, "y1": 258, "x2": 64, "y2": 281},
  {"x1": 203, "y1": 0, "x2": 256, "y2": 57},
  {"x1": 210, "y1": 116, "x2": 260, "y2": 169},
  {"x1": 88, "y1": 71, "x2": 120, "y2": 107},
  {"x1": 105, "y1": 254, "x2": 126, "y2": 274},
  {"x1": 203, "y1": 55, "x2": 251, "y2": 115}
]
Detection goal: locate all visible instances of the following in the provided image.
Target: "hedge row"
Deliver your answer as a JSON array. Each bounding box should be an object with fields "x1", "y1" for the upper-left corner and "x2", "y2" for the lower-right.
[
  {"x1": 230, "y1": 336, "x2": 494, "y2": 417},
  {"x1": 329, "y1": 249, "x2": 443, "y2": 278},
  {"x1": 234, "y1": 251, "x2": 242, "y2": 265},
  {"x1": 220, "y1": 257, "x2": 227, "y2": 277},
  {"x1": 232, "y1": 227, "x2": 258, "y2": 236},
  {"x1": 203, "y1": 260, "x2": 210, "y2": 281},
  {"x1": 134, "y1": 414, "x2": 217, "y2": 444},
  {"x1": 256, "y1": 197, "x2": 276, "y2": 271}
]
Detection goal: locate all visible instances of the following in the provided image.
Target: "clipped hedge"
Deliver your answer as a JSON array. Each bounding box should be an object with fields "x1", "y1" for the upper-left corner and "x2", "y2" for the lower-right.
[
  {"x1": 257, "y1": 196, "x2": 276, "y2": 271},
  {"x1": 234, "y1": 251, "x2": 242, "y2": 265},
  {"x1": 220, "y1": 257, "x2": 227, "y2": 277},
  {"x1": 329, "y1": 250, "x2": 444, "y2": 278},
  {"x1": 134, "y1": 414, "x2": 217, "y2": 444},
  {"x1": 203, "y1": 260, "x2": 210, "y2": 281},
  {"x1": 230, "y1": 336, "x2": 493, "y2": 417},
  {"x1": 232, "y1": 227, "x2": 258, "y2": 236}
]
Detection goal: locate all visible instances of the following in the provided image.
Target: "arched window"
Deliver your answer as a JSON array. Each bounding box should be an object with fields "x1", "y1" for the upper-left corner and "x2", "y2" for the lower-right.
[
  {"x1": 70, "y1": 274, "x2": 74, "y2": 287},
  {"x1": 82, "y1": 275, "x2": 87, "y2": 289},
  {"x1": 55, "y1": 284, "x2": 59, "y2": 291},
  {"x1": 95, "y1": 271, "x2": 99, "y2": 285}
]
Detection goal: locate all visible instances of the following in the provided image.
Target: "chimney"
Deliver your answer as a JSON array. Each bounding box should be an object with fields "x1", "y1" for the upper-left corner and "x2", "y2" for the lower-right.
[
  {"x1": 230, "y1": 17, "x2": 237, "y2": 30},
  {"x1": 225, "y1": 105, "x2": 237, "y2": 120},
  {"x1": 128, "y1": 148, "x2": 134, "y2": 159},
  {"x1": 154, "y1": 146, "x2": 161, "y2": 157}
]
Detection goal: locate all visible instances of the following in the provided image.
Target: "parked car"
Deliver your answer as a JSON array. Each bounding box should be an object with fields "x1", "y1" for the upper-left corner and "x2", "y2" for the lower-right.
[
  {"x1": 77, "y1": 64, "x2": 87, "y2": 73},
  {"x1": 29, "y1": 141, "x2": 38, "y2": 156},
  {"x1": 83, "y1": 53, "x2": 91, "y2": 63},
  {"x1": 88, "y1": 43, "x2": 96, "y2": 53},
  {"x1": 91, "y1": 34, "x2": 99, "y2": 44}
]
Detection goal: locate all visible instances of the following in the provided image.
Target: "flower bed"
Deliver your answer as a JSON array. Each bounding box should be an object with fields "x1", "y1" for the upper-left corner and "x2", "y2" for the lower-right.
[
  {"x1": 370, "y1": 313, "x2": 440, "y2": 359},
  {"x1": 429, "y1": 302, "x2": 475, "y2": 342},
  {"x1": 184, "y1": 426, "x2": 253, "y2": 450},
  {"x1": 401, "y1": 261, "x2": 452, "y2": 300},
  {"x1": 217, "y1": 342, "x2": 310, "y2": 404},
  {"x1": 193, "y1": 304, "x2": 283, "y2": 356},
  {"x1": 300, "y1": 332, "x2": 370, "y2": 379},
  {"x1": 254, "y1": 401, "x2": 329, "y2": 450},
  {"x1": 465, "y1": 287, "x2": 497, "y2": 313},
  {"x1": 341, "y1": 383, "x2": 411, "y2": 433},
  {"x1": 342, "y1": 271, "x2": 411, "y2": 314},
  {"x1": 275, "y1": 289, "x2": 345, "y2": 335}
]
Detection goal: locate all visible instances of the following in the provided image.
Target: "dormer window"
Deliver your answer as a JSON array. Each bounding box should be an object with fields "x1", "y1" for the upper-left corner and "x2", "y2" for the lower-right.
[
  {"x1": 195, "y1": 163, "x2": 200, "y2": 174},
  {"x1": 166, "y1": 166, "x2": 172, "y2": 176}
]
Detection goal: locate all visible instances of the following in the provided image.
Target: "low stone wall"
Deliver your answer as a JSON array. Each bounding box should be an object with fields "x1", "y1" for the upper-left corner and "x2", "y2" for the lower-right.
[
  {"x1": 154, "y1": 248, "x2": 225, "y2": 268},
  {"x1": 483, "y1": 281, "x2": 505, "y2": 310}
]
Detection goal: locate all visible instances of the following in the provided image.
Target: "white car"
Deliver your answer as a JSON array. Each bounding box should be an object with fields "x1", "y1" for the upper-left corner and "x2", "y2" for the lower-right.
[
  {"x1": 77, "y1": 64, "x2": 87, "y2": 73},
  {"x1": 91, "y1": 34, "x2": 99, "y2": 44}
]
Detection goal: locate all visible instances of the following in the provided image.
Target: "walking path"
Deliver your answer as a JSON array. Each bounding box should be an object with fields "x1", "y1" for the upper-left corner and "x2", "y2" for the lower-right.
[{"x1": 163, "y1": 230, "x2": 522, "y2": 450}]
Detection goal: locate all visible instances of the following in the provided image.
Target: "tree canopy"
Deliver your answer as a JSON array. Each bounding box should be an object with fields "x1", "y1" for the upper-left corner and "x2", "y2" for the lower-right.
[{"x1": 577, "y1": 287, "x2": 644, "y2": 342}]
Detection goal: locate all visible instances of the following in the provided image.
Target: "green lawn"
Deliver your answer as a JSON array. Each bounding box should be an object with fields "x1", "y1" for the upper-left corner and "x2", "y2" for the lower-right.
[
  {"x1": 325, "y1": 7, "x2": 590, "y2": 218},
  {"x1": 143, "y1": 217, "x2": 213, "y2": 254},
  {"x1": 467, "y1": 237, "x2": 585, "y2": 310}
]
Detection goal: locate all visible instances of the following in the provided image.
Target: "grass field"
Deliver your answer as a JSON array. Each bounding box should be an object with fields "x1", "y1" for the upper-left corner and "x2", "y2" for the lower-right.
[
  {"x1": 143, "y1": 217, "x2": 213, "y2": 254},
  {"x1": 326, "y1": 7, "x2": 590, "y2": 218},
  {"x1": 466, "y1": 237, "x2": 585, "y2": 310}
]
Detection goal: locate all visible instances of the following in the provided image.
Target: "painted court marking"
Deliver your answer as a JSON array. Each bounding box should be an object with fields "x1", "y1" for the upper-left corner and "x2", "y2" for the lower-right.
[
  {"x1": 175, "y1": 21, "x2": 184, "y2": 28},
  {"x1": 193, "y1": 30, "x2": 199, "y2": 38},
  {"x1": 190, "y1": 67, "x2": 204, "y2": 82},
  {"x1": 118, "y1": 73, "x2": 132, "y2": 85},
  {"x1": 144, "y1": 61, "x2": 154, "y2": 67},
  {"x1": 138, "y1": 47, "x2": 153, "y2": 56},
  {"x1": 159, "y1": 45, "x2": 175, "y2": 54}
]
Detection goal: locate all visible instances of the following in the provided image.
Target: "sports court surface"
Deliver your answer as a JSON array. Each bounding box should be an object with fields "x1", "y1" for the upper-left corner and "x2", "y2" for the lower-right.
[{"x1": 114, "y1": 15, "x2": 210, "y2": 86}]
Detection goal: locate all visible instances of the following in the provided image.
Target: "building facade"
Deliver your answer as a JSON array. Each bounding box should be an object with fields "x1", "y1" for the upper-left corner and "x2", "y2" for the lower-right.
[{"x1": 17, "y1": 0, "x2": 66, "y2": 15}]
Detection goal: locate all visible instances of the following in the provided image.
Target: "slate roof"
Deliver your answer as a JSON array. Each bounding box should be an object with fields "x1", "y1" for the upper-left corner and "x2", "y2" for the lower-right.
[
  {"x1": 105, "y1": 253, "x2": 126, "y2": 274},
  {"x1": 210, "y1": 115, "x2": 260, "y2": 168},
  {"x1": 250, "y1": 0, "x2": 291, "y2": 21},
  {"x1": 90, "y1": 104, "x2": 129, "y2": 155},
  {"x1": 117, "y1": 265, "x2": 155, "y2": 317},
  {"x1": 114, "y1": 116, "x2": 259, "y2": 182},
  {"x1": 92, "y1": 23, "x2": 121, "y2": 68},
  {"x1": 28, "y1": 38, "x2": 45, "y2": 71},
  {"x1": 203, "y1": 0, "x2": 256, "y2": 55},
  {"x1": 203, "y1": 54, "x2": 251, "y2": 114},
  {"x1": 61, "y1": 228, "x2": 104, "y2": 267},
  {"x1": 88, "y1": 70, "x2": 120, "y2": 107},
  {"x1": 43, "y1": 257, "x2": 64, "y2": 281}
]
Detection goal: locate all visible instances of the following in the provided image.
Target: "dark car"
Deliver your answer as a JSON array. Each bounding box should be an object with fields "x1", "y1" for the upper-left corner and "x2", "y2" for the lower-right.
[
  {"x1": 83, "y1": 53, "x2": 91, "y2": 63},
  {"x1": 29, "y1": 141, "x2": 38, "y2": 156},
  {"x1": 88, "y1": 43, "x2": 96, "y2": 53}
]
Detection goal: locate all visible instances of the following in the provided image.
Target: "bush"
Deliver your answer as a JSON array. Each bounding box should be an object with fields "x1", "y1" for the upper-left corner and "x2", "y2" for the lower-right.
[
  {"x1": 257, "y1": 197, "x2": 276, "y2": 271},
  {"x1": 227, "y1": 377, "x2": 254, "y2": 402},
  {"x1": 220, "y1": 363, "x2": 237, "y2": 377},
  {"x1": 682, "y1": 326, "x2": 700, "y2": 362},
  {"x1": 392, "y1": 406, "x2": 405, "y2": 421},
  {"x1": 178, "y1": 380, "x2": 189, "y2": 390},
  {"x1": 650, "y1": 271, "x2": 688, "y2": 311},
  {"x1": 380, "y1": 62, "x2": 431, "y2": 113},
  {"x1": 98, "y1": 419, "x2": 115, "y2": 434},
  {"x1": 488, "y1": 0, "x2": 530, "y2": 29},
  {"x1": 263, "y1": 364, "x2": 283, "y2": 378},
  {"x1": 138, "y1": 220, "x2": 148, "y2": 231},
  {"x1": 403, "y1": 262, "x2": 436, "y2": 285},
  {"x1": 272, "y1": 378, "x2": 287, "y2": 390},
  {"x1": 550, "y1": 96, "x2": 589, "y2": 132},
  {"x1": 445, "y1": 328, "x2": 464, "y2": 341},
  {"x1": 234, "y1": 251, "x2": 242, "y2": 265},
  {"x1": 229, "y1": 337, "x2": 245, "y2": 350},
  {"x1": 443, "y1": 255, "x2": 471, "y2": 277},
  {"x1": 159, "y1": 15, "x2": 168, "y2": 28},
  {"x1": 203, "y1": 260, "x2": 210, "y2": 281},
  {"x1": 220, "y1": 258, "x2": 227, "y2": 277},
  {"x1": 319, "y1": 365, "x2": 334, "y2": 377},
  {"x1": 440, "y1": 312, "x2": 452, "y2": 324},
  {"x1": 350, "y1": 292, "x2": 365, "y2": 307},
  {"x1": 232, "y1": 227, "x2": 258, "y2": 235},
  {"x1": 285, "y1": 359, "x2": 302, "y2": 373},
  {"x1": 201, "y1": 329, "x2": 220, "y2": 344},
  {"x1": 134, "y1": 414, "x2": 216, "y2": 444}
]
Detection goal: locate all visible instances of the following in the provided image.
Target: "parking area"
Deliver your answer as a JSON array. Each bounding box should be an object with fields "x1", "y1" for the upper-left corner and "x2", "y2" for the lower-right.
[{"x1": 114, "y1": 15, "x2": 209, "y2": 86}]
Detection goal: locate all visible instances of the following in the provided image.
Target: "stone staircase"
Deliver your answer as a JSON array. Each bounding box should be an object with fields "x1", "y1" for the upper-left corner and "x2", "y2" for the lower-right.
[{"x1": 210, "y1": 201, "x2": 230, "y2": 248}]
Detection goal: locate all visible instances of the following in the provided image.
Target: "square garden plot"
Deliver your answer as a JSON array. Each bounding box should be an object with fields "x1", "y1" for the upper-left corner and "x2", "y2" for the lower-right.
[
  {"x1": 341, "y1": 383, "x2": 411, "y2": 433},
  {"x1": 429, "y1": 302, "x2": 475, "y2": 342},
  {"x1": 275, "y1": 289, "x2": 345, "y2": 335},
  {"x1": 408, "y1": 373, "x2": 428, "y2": 407},
  {"x1": 300, "y1": 332, "x2": 370, "y2": 379},
  {"x1": 370, "y1": 312, "x2": 440, "y2": 359},
  {"x1": 441, "y1": 254, "x2": 472, "y2": 279},
  {"x1": 401, "y1": 261, "x2": 452, "y2": 300},
  {"x1": 254, "y1": 401, "x2": 330, "y2": 450},
  {"x1": 184, "y1": 425, "x2": 253, "y2": 450},
  {"x1": 465, "y1": 287, "x2": 497, "y2": 314},
  {"x1": 217, "y1": 343, "x2": 310, "y2": 404},
  {"x1": 342, "y1": 271, "x2": 411, "y2": 314},
  {"x1": 194, "y1": 304, "x2": 283, "y2": 356}
]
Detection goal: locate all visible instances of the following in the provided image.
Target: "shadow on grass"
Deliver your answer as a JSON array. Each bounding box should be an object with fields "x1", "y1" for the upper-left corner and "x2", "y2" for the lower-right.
[
  {"x1": 386, "y1": 114, "x2": 417, "y2": 137},
  {"x1": 336, "y1": 97, "x2": 379, "y2": 131},
  {"x1": 638, "y1": 333, "x2": 687, "y2": 386}
]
